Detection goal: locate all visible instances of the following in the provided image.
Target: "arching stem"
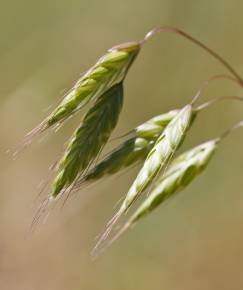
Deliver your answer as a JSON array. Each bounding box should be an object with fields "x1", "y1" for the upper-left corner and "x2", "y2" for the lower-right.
[
  {"x1": 190, "y1": 74, "x2": 243, "y2": 105},
  {"x1": 219, "y1": 120, "x2": 243, "y2": 141},
  {"x1": 142, "y1": 26, "x2": 243, "y2": 85}
]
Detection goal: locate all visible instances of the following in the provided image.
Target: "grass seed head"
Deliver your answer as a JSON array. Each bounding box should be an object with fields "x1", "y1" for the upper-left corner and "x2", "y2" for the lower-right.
[
  {"x1": 95, "y1": 139, "x2": 218, "y2": 256},
  {"x1": 51, "y1": 82, "x2": 124, "y2": 198},
  {"x1": 75, "y1": 110, "x2": 179, "y2": 190},
  {"x1": 93, "y1": 104, "x2": 194, "y2": 252},
  {"x1": 119, "y1": 104, "x2": 193, "y2": 214},
  {"x1": 131, "y1": 139, "x2": 218, "y2": 223},
  {"x1": 48, "y1": 42, "x2": 140, "y2": 127},
  {"x1": 21, "y1": 42, "x2": 140, "y2": 149}
]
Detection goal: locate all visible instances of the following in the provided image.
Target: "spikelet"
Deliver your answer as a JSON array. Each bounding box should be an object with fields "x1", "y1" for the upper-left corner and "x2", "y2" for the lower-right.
[
  {"x1": 51, "y1": 82, "x2": 124, "y2": 199},
  {"x1": 75, "y1": 109, "x2": 179, "y2": 189},
  {"x1": 75, "y1": 93, "x2": 243, "y2": 192},
  {"x1": 130, "y1": 139, "x2": 218, "y2": 222},
  {"x1": 94, "y1": 104, "x2": 195, "y2": 251},
  {"x1": 93, "y1": 139, "x2": 218, "y2": 256},
  {"x1": 114, "y1": 105, "x2": 194, "y2": 211},
  {"x1": 20, "y1": 41, "x2": 140, "y2": 150},
  {"x1": 19, "y1": 24, "x2": 243, "y2": 152}
]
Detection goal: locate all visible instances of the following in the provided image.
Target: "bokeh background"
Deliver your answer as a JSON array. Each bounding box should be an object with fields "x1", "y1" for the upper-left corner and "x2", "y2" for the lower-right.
[{"x1": 1, "y1": 1, "x2": 243, "y2": 289}]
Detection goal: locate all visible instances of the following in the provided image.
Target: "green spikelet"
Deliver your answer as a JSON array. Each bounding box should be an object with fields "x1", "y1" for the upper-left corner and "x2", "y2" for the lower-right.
[
  {"x1": 22, "y1": 42, "x2": 140, "y2": 148},
  {"x1": 51, "y1": 82, "x2": 124, "y2": 198},
  {"x1": 130, "y1": 139, "x2": 218, "y2": 223},
  {"x1": 94, "y1": 139, "x2": 218, "y2": 255},
  {"x1": 115, "y1": 105, "x2": 193, "y2": 215},
  {"x1": 94, "y1": 104, "x2": 194, "y2": 251},
  {"x1": 75, "y1": 110, "x2": 179, "y2": 189}
]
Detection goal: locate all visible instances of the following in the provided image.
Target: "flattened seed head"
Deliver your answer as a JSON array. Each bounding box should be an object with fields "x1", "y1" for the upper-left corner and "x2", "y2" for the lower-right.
[
  {"x1": 51, "y1": 83, "x2": 124, "y2": 198},
  {"x1": 92, "y1": 139, "x2": 218, "y2": 256},
  {"x1": 128, "y1": 139, "x2": 218, "y2": 225},
  {"x1": 45, "y1": 41, "x2": 140, "y2": 129},
  {"x1": 94, "y1": 105, "x2": 194, "y2": 250},
  {"x1": 75, "y1": 109, "x2": 181, "y2": 189}
]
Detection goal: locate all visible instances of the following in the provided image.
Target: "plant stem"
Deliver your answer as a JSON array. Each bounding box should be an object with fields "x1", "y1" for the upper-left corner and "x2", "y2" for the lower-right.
[
  {"x1": 219, "y1": 120, "x2": 243, "y2": 141},
  {"x1": 142, "y1": 26, "x2": 243, "y2": 85},
  {"x1": 190, "y1": 74, "x2": 243, "y2": 105},
  {"x1": 196, "y1": 95, "x2": 243, "y2": 111}
]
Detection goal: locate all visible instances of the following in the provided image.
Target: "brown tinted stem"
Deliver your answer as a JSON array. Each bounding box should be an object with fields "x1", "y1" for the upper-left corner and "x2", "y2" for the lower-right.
[
  {"x1": 190, "y1": 74, "x2": 243, "y2": 105},
  {"x1": 219, "y1": 120, "x2": 243, "y2": 141},
  {"x1": 142, "y1": 26, "x2": 243, "y2": 85}
]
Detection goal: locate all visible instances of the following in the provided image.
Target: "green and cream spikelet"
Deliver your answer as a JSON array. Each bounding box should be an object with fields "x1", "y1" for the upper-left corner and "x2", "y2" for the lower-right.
[
  {"x1": 47, "y1": 42, "x2": 140, "y2": 127},
  {"x1": 94, "y1": 139, "x2": 218, "y2": 255},
  {"x1": 116, "y1": 105, "x2": 194, "y2": 212},
  {"x1": 22, "y1": 41, "x2": 140, "y2": 147},
  {"x1": 51, "y1": 83, "x2": 123, "y2": 198},
  {"x1": 76, "y1": 94, "x2": 243, "y2": 191},
  {"x1": 94, "y1": 104, "x2": 194, "y2": 250},
  {"x1": 75, "y1": 110, "x2": 179, "y2": 189},
  {"x1": 130, "y1": 139, "x2": 218, "y2": 222}
]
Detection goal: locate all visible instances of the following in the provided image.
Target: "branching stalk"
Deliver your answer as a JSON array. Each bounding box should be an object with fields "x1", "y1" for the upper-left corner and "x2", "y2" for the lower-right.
[{"x1": 142, "y1": 26, "x2": 243, "y2": 85}]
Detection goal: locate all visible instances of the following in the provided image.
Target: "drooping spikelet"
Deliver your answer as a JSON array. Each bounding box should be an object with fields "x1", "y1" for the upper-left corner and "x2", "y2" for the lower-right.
[
  {"x1": 20, "y1": 41, "x2": 140, "y2": 149},
  {"x1": 94, "y1": 104, "x2": 195, "y2": 251},
  {"x1": 130, "y1": 139, "x2": 218, "y2": 222},
  {"x1": 51, "y1": 82, "x2": 124, "y2": 198},
  {"x1": 75, "y1": 93, "x2": 243, "y2": 192},
  {"x1": 74, "y1": 110, "x2": 179, "y2": 189},
  {"x1": 23, "y1": 24, "x2": 243, "y2": 150},
  {"x1": 93, "y1": 139, "x2": 218, "y2": 256},
  {"x1": 114, "y1": 105, "x2": 194, "y2": 211}
]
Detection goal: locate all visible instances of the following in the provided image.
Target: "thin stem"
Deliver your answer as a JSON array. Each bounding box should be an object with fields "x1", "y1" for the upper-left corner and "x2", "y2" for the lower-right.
[
  {"x1": 142, "y1": 26, "x2": 243, "y2": 85},
  {"x1": 196, "y1": 95, "x2": 243, "y2": 111},
  {"x1": 190, "y1": 74, "x2": 243, "y2": 105},
  {"x1": 219, "y1": 120, "x2": 243, "y2": 141}
]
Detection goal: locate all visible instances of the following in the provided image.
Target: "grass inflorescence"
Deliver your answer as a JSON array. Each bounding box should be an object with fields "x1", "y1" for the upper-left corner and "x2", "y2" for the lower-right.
[
  {"x1": 92, "y1": 118, "x2": 243, "y2": 257},
  {"x1": 20, "y1": 27, "x2": 243, "y2": 256},
  {"x1": 93, "y1": 102, "x2": 195, "y2": 252},
  {"x1": 52, "y1": 82, "x2": 124, "y2": 199},
  {"x1": 74, "y1": 109, "x2": 179, "y2": 190},
  {"x1": 17, "y1": 41, "x2": 140, "y2": 153},
  {"x1": 92, "y1": 139, "x2": 218, "y2": 256}
]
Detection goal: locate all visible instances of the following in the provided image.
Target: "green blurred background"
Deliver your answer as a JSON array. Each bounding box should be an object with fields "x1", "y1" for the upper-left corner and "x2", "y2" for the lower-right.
[{"x1": 1, "y1": 0, "x2": 243, "y2": 289}]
